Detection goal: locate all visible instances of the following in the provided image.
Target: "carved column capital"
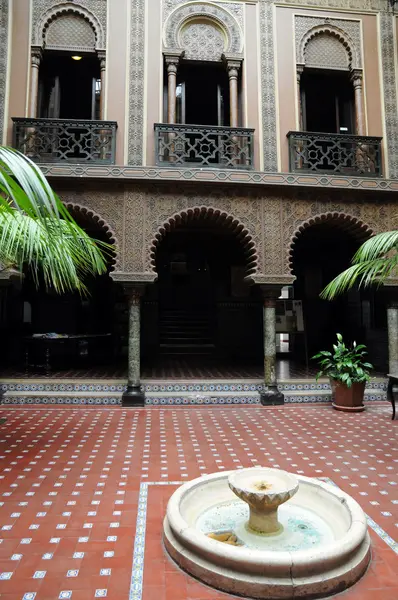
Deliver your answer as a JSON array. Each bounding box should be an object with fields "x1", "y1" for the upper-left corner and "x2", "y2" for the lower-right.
[
  {"x1": 350, "y1": 69, "x2": 363, "y2": 88},
  {"x1": 296, "y1": 63, "x2": 304, "y2": 83},
  {"x1": 123, "y1": 285, "x2": 145, "y2": 305},
  {"x1": 164, "y1": 49, "x2": 184, "y2": 71},
  {"x1": 97, "y1": 50, "x2": 106, "y2": 71},
  {"x1": 260, "y1": 285, "x2": 282, "y2": 307},
  {"x1": 31, "y1": 46, "x2": 43, "y2": 68}
]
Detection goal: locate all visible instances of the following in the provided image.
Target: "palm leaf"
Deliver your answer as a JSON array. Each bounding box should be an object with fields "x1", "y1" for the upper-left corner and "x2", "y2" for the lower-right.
[
  {"x1": 0, "y1": 208, "x2": 110, "y2": 294},
  {"x1": 321, "y1": 230, "x2": 398, "y2": 299},
  {"x1": 0, "y1": 146, "x2": 112, "y2": 293}
]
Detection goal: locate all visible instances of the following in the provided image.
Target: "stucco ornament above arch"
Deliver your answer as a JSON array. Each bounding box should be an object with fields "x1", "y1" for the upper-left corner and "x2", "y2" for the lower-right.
[
  {"x1": 288, "y1": 212, "x2": 374, "y2": 275},
  {"x1": 64, "y1": 202, "x2": 120, "y2": 273},
  {"x1": 297, "y1": 23, "x2": 361, "y2": 71},
  {"x1": 35, "y1": 2, "x2": 105, "y2": 51},
  {"x1": 148, "y1": 206, "x2": 259, "y2": 282},
  {"x1": 163, "y1": 2, "x2": 243, "y2": 57}
]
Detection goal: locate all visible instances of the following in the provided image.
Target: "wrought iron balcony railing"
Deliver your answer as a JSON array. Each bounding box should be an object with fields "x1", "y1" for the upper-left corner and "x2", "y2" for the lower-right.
[
  {"x1": 154, "y1": 123, "x2": 255, "y2": 169},
  {"x1": 12, "y1": 118, "x2": 118, "y2": 164},
  {"x1": 287, "y1": 131, "x2": 383, "y2": 177}
]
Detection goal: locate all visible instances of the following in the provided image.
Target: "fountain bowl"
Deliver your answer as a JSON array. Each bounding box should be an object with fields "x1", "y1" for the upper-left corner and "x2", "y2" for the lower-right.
[
  {"x1": 228, "y1": 467, "x2": 299, "y2": 535},
  {"x1": 163, "y1": 470, "x2": 371, "y2": 599}
]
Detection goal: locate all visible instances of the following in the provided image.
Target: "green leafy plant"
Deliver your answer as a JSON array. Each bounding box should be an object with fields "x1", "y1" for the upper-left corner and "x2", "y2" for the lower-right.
[
  {"x1": 321, "y1": 230, "x2": 398, "y2": 299},
  {"x1": 312, "y1": 333, "x2": 373, "y2": 388},
  {"x1": 0, "y1": 147, "x2": 111, "y2": 293}
]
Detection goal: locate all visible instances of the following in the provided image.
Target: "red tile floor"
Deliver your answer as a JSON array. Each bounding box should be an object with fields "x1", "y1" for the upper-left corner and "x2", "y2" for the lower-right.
[{"x1": 0, "y1": 403, "x2": 397, "y2": 600}]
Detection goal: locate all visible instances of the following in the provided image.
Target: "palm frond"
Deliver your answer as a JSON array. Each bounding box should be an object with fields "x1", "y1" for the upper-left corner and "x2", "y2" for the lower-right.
[
  {"x1": 0, "y1": 208, "x2": 111, "y2": 294},
  {"x1": 351, "y1": 231, "x2": 398, "y2": 263},
  {"x1": 322, "y1": 254, "x2": 398, "y2": 299}
]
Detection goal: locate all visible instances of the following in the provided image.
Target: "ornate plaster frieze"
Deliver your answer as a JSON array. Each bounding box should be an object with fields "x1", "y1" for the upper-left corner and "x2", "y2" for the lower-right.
[
  {"x1": 52, "y1": 180, "x2": 398, "y2": 283},
  {"x1": 380, "y1": 12, "x2": 398, "y2": 179},
  {"x1": 164, "y1": 2, "x2": 243, "y2": 55},
  {"x1": 0, "y1": 0, "x2": 9, "y2": 143},
  {"x1": 39, "y1": 162, "x2": 398, "y2": 194},
  {"x1": 163, "y1": 0, "x2": 243, "y2": 29},
  {"x1": 32, "y1": 0, "x2": 107, "y2": 49},
  {"x1": 128, "y1": 0, "x2": 146, "y2": 165},
  {"x1": 259, "y1": 1, "x2": 278, "y2": 172},
  {"x1": 295, "y1": 16, "x2": 362, "y2": 70}
]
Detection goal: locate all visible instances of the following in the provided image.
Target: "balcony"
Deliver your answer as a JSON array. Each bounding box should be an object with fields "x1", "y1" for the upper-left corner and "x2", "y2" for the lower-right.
[
  {"x1": 154, "y1": 123, "x2": 255, "y2": 169},
  {"x1": 287, "y1": 131, "x2": 382, "y2": 177},
  {"x1": 12, "y1": 118, "x2": 118, "y2": 165}
]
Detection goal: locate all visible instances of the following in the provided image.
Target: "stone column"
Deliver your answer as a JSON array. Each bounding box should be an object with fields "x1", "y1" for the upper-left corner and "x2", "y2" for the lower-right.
[
  {"x1": 165, "y1": 54, "x2": 180, "y2": 124},
  {"x1": 387, "y1": 301, "x2": 398, "y2": 375},
  {"x1": 29, "y1": 47, "x2": 42, "y2": 118},
  {"x1": 351, "y1": 69, "x2": 365, "y2": 136},
  {"x1": 122, "y1": 287, "x2": 145, "y2": 407},
  {"x1": 296, "y1": 64, "x2": 304, "y2": 130},
  {"x1": 98, "y1": 51, "x2": 106, "y2": 120},
  {"x1": 260, "y1": 288, "x2": 284, "y2": 406},
  {"x1": 226, "y1": 61, "x2": 241, "y2": 128}
]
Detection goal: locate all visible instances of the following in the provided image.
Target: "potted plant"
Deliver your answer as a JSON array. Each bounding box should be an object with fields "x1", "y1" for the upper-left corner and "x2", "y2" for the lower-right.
[{"x1": 312, "y1": 333, "x2": 373, "y2": 412}]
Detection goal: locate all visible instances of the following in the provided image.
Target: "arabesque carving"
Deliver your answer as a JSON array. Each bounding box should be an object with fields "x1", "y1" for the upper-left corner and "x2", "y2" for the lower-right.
[
  {"x1": 33, "y1": 1, "x2": 106, "y2": 49},
  {"x1": 164, "y1": 2, "x2": 243, "y2": 55},
  {"x1": 149, "y1": 207, "x2": 259, "y2": 280},
  {"x1": 51, "y1": 182, "x2": 397, "y2": 285},
  {"x1": 288, "y1": 212, "x2": 374, "y2": 274},
  {"x1": 0, "y1": 0, "x2": 9, "y2": 143}
]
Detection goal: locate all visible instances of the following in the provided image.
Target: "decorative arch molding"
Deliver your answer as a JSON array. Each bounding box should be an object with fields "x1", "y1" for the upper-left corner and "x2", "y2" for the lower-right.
[
  {"x1": 164, "y1": 2, "x2": 243, "y2": 57},
  {"x1": 64, "y1": 202, "x2": 119, "y2": 271},
  {"x1": 148, "y1": 206, "x2": 259, "y2": 281},
  {"x1": 298, "y1": 24, "x2": 359, "y2": 71},
  {"x1": 36, "y1": 2, "x2": 105, "y2": 51},
  {"x1": 288, "y1": 211, "x2": 374, "y2": 275}
]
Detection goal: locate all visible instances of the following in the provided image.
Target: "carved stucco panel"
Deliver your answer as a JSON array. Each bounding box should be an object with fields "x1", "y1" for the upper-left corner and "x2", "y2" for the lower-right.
[
  {"x1": 0, "y1": 0, "x2": 8, "y2": 143},
  {"x1": 282, "y1": 193, "x2": 393, "y2": 274},
  {"x1": 380, "y1": 12, "x2": 398, "y2": 179},
  {"x1": 55, "y1": 187, "x2": 125, "y2": 272},
  {"x1": 128, "y1": 0, "x2": 145, "y2": 165},
  {"x1": 138, "y1": 186, "x2": 263, "y2": 275},
  {"x1": 259, "y1": 1, "x2": 278, "y2": 172},
  {"x1": 164, "y1": 2, "x2": 243, "y2": 55},
  {"x1": 32, "y1": 0, "x2": 107, "y2": 45},
  {"x1": 295, "y1": 15, "x2": 362, "y2": 69},
  {"x1": 163, "y1": 0, "x2": 243, "y2": 29}
]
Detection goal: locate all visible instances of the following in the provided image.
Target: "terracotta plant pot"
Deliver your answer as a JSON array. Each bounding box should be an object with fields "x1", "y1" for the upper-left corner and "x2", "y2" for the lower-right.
[{"x1": 332, "y1": 381, "x2": 366, "y2": 412}]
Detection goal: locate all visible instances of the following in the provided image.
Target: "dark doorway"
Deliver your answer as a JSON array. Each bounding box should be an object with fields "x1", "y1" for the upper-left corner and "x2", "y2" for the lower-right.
[
  {"x1": 301, "y1": 70, "x2": 354, "y2": 134},
  {"x1": 17, "y1": 211, "x2": 117, "y2": 372},
  {"x1": 39, "y1": 53, "x2": 101, "y2": 120},
  {"x1": 173, "y1": 62, "x2": 231, "y2": 126},
  {"x1": 142, "y1": 217, "x2": 263, "y2": 364},
  {"x1": 291, "y1": 220, "x2": 387, "y2": 369}
]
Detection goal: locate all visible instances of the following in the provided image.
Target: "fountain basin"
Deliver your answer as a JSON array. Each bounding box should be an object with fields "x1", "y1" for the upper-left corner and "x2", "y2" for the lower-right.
[{"x1": 163, "y1": 470, "x2": 371, "y2": 599}]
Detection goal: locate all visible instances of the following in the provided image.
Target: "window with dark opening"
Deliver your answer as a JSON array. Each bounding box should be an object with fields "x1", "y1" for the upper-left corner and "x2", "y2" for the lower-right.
[
  {"x1": 301, "y1": 70, "x2": 354, "y2": 134},
  {"x1": 38, "y1": 53, "x2": 101, "y2": 120},
  {"x1": 166, "y1": 62, "x2": 231, "y2": 126}
]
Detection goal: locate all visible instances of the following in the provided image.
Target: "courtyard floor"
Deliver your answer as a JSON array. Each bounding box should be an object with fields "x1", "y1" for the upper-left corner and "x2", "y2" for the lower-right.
[{"x1": 0, "y1": 403, "x2": 397, "y2": 600}]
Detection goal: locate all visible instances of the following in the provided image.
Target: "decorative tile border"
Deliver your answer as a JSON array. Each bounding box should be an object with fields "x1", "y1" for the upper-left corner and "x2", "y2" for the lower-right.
[
  {"x1": 0, "y1": 391, "x2": 386, "y2": 406},
  {"x1": 129, "y1": 477, "x2": 398, "y2": 600},
  {"x1": 0, "y1": 378, "x2": 387, "y2": 394}
]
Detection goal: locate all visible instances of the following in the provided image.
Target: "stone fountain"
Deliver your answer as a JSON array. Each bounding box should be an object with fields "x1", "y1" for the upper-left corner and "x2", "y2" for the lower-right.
[{"x1": 163, "y1": 467, "x2": 371, "y2": 599}]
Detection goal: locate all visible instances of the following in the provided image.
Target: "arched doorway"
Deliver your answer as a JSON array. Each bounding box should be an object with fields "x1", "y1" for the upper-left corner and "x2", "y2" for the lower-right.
[
  {"x1": 143, "y1": 208, "x2": 262, "y2": 369},
  {"x1": 290, "y1": 214, "x2": 387, "y2": 369},
  {"x1": 13, "y1": 206, "x2": 118, "y2": 372}
]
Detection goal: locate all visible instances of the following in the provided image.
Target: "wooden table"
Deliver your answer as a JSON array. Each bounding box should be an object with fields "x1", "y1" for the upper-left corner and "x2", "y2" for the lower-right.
[
  {"x1": 24, "y1": 333, "x2": 112, "y2": 375},
  {"x1": 386, "y1": 373, "x2": 397, "y2": 420}
]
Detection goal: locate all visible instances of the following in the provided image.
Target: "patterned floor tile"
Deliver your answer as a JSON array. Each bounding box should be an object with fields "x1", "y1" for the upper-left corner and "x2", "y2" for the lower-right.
[{"x1": 0, "y1": 404, "x2": 396, "y2": 599}]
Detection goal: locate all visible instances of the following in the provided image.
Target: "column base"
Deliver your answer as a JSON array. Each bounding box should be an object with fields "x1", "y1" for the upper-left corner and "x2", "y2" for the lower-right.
[
  {"x1": 122, "y1": 385, "x2": 145, "y2": 407},
  {"x1": 260, "y1": 388, "x2": 284, "y2": 406}
]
